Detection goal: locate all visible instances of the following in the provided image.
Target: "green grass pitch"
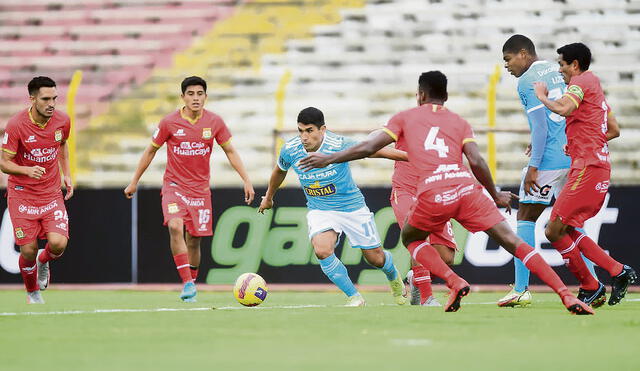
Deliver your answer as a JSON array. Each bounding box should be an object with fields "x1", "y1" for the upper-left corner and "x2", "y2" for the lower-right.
[{"x1": 1, "y1": 289, "x2": 638, "y2": 370}]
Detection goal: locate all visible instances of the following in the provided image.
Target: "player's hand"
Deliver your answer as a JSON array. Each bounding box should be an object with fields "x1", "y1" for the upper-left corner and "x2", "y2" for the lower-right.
[
  {"x1": 524, "y1": 143, "x2": 531, "y2": 157},
  {"x1": 124, "y1": 183, "x2": 137, "y2": 199},
  {"x1": 494, "y1": 191, "x2": 518, "y2": 214},
  {"x1": 523, "y1": 167, "x2": 540, "y2": 196},
  {"x1": 25, "y1": 165, "x2": 46, "y2": 179},
  {"x1": 63, "y1": 176, "x2": 74, "y2": 200},
  {"x1": 533, "y1": 82, "x2": 548, "y2": 101},
  {"x1": 258, "y1": 196, "x2": 273, "y2": 214},
  {"x1": 298, "y1": 153, "x2": 331, "y2": 171},
  {"x1": 563, "y1": 144, "x2": 569, "y2": 156},
  {"x1": 244, "y1": 182, "x2": 255, "y2": 205}
]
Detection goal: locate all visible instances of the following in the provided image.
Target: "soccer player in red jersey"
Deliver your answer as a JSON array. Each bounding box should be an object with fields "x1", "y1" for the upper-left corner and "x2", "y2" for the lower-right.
[
  {"x1": 0, "y1": 76, "x2": 74, "y2": 304},
  {"x1": 389, "y1": 126, "x2": 457, "y2": 307},
  {"x1": 301, "y1": 71, "x2": 593, "y2": 314},
  {"x1": 125, "y1": 76, "x2": 255, "y2": 302},
  {"x1": 534, "y1": 43, "x2": 637, "y2": 306}
]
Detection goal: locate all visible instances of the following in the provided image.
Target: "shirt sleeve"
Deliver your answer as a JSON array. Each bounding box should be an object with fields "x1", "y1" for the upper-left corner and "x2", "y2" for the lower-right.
[
  {"x1": 151, "y1": 119, "x2": 171, "y2": 148},
  {"x1": 341, "y1": 136, "x2": 358, "y2": 150},
  {"x1": 527, "y1": 108, "x2": 548, "y2": 168},
  {"x1": 461, "y1": 119, "x2": 476, "y2": 145},
  {"x1": 277, "y1": 147, "x2": 291, "y2": 171},
  {"x1": 214, "y1": 116, "x2": 232, "y2": 146},
  {"x1": 382, "y1": 112, "x2": 403, "y2": 142},
  {"x1": 564, "y1": 76, "x2": 585, "y2": 108},
  {"x1": 63, "y1": 116, "x2": 71, "y2": 142},
  {"x1": 518, "y1": 77, "x2": 545, "y2": 114},
  {"x1": 1, "y1": 120, "x2": 20, "y2": 155}
]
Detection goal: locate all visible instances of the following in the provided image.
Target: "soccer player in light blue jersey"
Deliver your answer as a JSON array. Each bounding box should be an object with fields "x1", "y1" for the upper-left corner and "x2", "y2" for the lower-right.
[
  {"x1": 499, "y1": 35, "x2": 600, "y2": 307},
  {"x1": 258, "y1": 107, "x2": 407, "y2": 306}
]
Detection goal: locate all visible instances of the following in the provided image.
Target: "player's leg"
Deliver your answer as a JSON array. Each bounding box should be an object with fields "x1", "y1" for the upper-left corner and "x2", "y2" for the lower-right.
[
  {"x1": 37, "y1": 232, "x2": 68, "y2": 291},
  {"x1": 185, "y1": 232, "x2": 202, "y2": 282},
  {"x1": 167, "y1": 218, "x2": 197, "y2": 302},
  {"x1": 485, "y1": 221, "x2": 592, "y2": 314},
  {"x1": 390, "y1": 189, "x2": 433, "y2": 305},
  {"x1": 402, "y1": 223, "x2": 469, "y2": 312},
  {"x1": 361, "y1": 247, "x2": 406, "y2": 305},
  {"x1": 19, "y1": 240, "x2": 44, "y2": 304},
  {"x1": 312, "y1": 230, "x2": 362, "y2": 306}
]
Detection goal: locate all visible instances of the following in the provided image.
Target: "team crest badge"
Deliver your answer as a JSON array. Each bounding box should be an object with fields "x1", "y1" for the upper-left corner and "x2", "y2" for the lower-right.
[
  {"x1": 167, "y1": 203, "x2": 179, "y2": 214},
  {"x1": 54, "y1": 129, "x2": 63, "y2": 142},
  {"x1": 15, "y1": 228, "x2": 24, "y2": 239},
  {"x1": 202, "y1": 128, "x2": 212, "y2": 139}
]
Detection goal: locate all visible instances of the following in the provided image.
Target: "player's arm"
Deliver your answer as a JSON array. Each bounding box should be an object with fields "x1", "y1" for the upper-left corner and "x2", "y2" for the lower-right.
[
  {"x1": 258, "y1": 165, "x2": 288, "y2": 214},
  {"x1": 523, "y1": 107, "x2": 548, "y2": 195},
  {"x1": 220, "y1": 141, "x2": 255, "y2": 205},
  {"x1": 57, "y1": 141, "x2": 74, "y2": 200},
  {"x1": 606, "y1": 111, "x2": 620, "y2": 141},
  {"x1": 463, "y1": 141, "x2": 518, "y2": 213},
  {"x1": 369, "y1": 147, "x2": 408, "y2": 161},
  {"x1": 533, "y1": 82, "x2": 577, "y2": 117},
  {"x1": 124, "y1": 143, "x2": 159, "y2": 199},
  {"x1": 299, "y1": 130, "x2": 394, "y2": 170},
  {"x1": 0, "y1": 150, "x2": 45, "y2": 179}
]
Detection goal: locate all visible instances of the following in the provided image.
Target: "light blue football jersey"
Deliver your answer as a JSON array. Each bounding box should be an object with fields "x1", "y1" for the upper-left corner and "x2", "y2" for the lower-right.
[
  {"x1": 278, "y1": 131, "x2": 366, "y2": 212},
  {"x1": 517, "y1": 60, "x2": 571, "y2": 170}
]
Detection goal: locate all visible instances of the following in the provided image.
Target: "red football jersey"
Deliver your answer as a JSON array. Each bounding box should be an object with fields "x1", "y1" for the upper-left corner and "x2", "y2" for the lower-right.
[
  {"x1": 383, "y1": 104, "x2": 476, "y2": 195},
  {"x1": 2, "y1": 108, "x2": 70, "y2": 200},
  {"x1": 152, "y1": 108, "x2": 232, "y2": 196},
  {"x1": 391, "y1": 135, "x2": 419, "y2": 194},
  {"x1": 563, "y1": 71, "x2": 611, "y2": 170}
]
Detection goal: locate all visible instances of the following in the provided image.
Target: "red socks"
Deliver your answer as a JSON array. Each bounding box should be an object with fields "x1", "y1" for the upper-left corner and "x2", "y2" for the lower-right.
[
  {"x1": 38, "y1": 243, "x2": 62, "y2": 264},
  {"x1": 190, "y1": 266, "x2": 199, "y2": 282},
  {"x1": 19, "y1": 255, "x2": 38, "y2": 293},
  {"x1": 407, "y1": 241, "x2": 459, "y2": 288},
  {"x1": 173, "y1": 253, "x2": 193, "y2": 284},
  {"x1": 412, "y1": 265, "x2": 433, "y2": 304},
  {"x1": 568, "y1": 230, "x2": 623, "y2": 277},
  {"x1": 514, "y1": 243, "x2": 570, "y2": 298},
  {"x1": 551, "y1": 234, "x2": 600, "y2": 290}
]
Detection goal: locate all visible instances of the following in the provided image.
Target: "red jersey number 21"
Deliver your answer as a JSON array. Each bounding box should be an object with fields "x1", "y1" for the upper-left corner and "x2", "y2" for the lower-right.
[{"x1": 424, "y1": 127, "x2": 449, "y2": 158}]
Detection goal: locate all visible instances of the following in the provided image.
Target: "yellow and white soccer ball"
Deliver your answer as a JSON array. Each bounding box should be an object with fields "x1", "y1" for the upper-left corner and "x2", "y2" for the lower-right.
[{"x1": 233, "y1": 273, "x2": 268, "y2": 306}]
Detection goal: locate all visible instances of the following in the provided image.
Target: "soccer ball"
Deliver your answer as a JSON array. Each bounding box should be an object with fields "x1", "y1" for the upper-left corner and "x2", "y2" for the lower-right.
[{"x1": 233, "y1": 273, "x2": 268, "y2": 306}]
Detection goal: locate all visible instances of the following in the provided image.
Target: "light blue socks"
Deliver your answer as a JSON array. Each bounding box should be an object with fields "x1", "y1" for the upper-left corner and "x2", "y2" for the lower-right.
[
  {"x1": 514, "y1": 221, "x2": 535, "y2": 292},
  {"x1": 380, "y1": 250, "x2": 398, "y2": 281},
  {"x1": 319, "y1": 253, "x2": 358, "y2": 297}
]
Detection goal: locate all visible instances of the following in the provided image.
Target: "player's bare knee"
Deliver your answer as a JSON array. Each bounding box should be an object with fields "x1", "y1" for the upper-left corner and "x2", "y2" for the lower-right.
[
  {"x1": 314, "y1": 247, "x2": 332, "y2": 260},
  {"x1": 48, "y1": 239, "x2": 67, "y2": 254},
  {"x1": 20, "y1": 245, "x2": 38, "y2": 260},
  {"x1": 167, "y1": 219, "x2": 184, "y2": 236},
  {"x1": 362, "y1": 248, "x2": 384, "y2": 268}
]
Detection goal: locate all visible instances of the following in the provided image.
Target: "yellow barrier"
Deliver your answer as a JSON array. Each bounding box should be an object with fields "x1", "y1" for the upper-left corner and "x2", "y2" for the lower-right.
[
  {"x1": 274, "y1": 69, "x2": 292, "y2": 160},
  {"x1": 486, "y1": 64, "x2": 501, "y2": 181},
  {"x1": 66, "y1": 70, "x2": 82, "y2": 184}
]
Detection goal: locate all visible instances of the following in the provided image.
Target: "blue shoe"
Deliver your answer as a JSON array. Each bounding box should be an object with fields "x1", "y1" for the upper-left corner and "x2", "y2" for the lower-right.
[{"x1": 180, "y1": 282, "x2": 197, "y2": 302}]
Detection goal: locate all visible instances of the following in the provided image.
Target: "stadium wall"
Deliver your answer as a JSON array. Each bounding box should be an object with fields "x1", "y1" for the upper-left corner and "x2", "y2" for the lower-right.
[{"x1": 0, "y1": 187, "x2": 637, "y2": 286}]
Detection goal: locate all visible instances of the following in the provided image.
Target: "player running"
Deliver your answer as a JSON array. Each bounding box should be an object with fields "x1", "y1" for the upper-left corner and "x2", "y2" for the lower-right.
[
  {"x1": 388, "y1": 127, "x2": 457, "y2": 306},
  {"x1": 300, "y1": 71, "x2": 593, "y2": 314},
  {"x1": 258, "y1": 107, "x2": 407, "y2": 307},
  {"x1": 499, "y1": 34, "x2": 601, "y2": 307},
  {"x1": 0, "y1": 76, "x2": 74, "y2": 304},
  {"x1": 125, "y1": 76, "x2": 255, "y2": 302},
  {"x1": 534, "y1": 42, "x2": 637, "y2": 306}
]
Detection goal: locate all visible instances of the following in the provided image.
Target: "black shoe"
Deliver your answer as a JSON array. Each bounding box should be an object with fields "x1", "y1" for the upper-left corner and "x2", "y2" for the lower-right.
[
  {"x1": 577, "y1": 282, "x2": 606, "y2": 308},
  {"x1": 608, "y1": 265, "x2": 637, "y2": 306}
]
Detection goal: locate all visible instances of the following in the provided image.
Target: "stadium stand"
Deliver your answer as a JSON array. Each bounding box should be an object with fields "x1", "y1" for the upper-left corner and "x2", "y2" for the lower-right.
[{"x1": 1, "y1": 0, "x2": 638, "y2": 187}]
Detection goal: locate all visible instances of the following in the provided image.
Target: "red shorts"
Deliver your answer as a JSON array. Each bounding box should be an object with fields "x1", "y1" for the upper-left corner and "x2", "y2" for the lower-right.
[
  {"x1": 8, "y1": 196, "x2": 69, "y2": 245},
  {"x1": 161, "y1": 188, "x2": 213, "y2": 237},
  {"x1": 551, "y1": 166, "x2": 610, "y2": 228},
  {"x1": 408, "y1": 184, "x2": 504, "y2": 233},
  {"x1": 391, "y1": 187, "x2": 456, "y2": 250}
]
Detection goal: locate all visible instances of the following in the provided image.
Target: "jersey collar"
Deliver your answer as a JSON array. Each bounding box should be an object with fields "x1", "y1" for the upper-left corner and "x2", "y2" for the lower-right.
[
  {"x1": 28, "y1": 107, "x2": 51, "y2": 129},
  {"x1": 180, "y1": 107, "x2": 203, "y2": 125}
]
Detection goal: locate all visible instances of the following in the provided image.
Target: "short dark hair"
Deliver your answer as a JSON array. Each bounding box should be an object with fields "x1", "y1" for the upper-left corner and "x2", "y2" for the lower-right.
[
  {"x1": 502, "y1": 34, "x2": 536, "y2": 56},
  {"x1": 418, "y1": 71, "x2": 447, "y2": 100},
  {"x1": 181, "y1": 76, "x2": 207, "y2": 94},
  {"x1": 297, "y1": 107, "x2": 325, "y2": 128},
  {"x1": 557, "y1": 43, "x2": 591, "y2": 71},
  {"x1": 28, "y1": 76, "x2": 56, "y2": 96}
]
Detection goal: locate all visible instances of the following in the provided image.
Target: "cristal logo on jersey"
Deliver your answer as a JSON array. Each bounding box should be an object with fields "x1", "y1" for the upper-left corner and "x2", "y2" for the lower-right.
[
  {"x1": 54, "y1": 129, "x2": 62, "y2": 142},
  {"x1": 304, "y1": 181, "x2": 336, "y2": 197},
  {"x1": 202, "y1": 128, "x2": 212, "y2": 139}
]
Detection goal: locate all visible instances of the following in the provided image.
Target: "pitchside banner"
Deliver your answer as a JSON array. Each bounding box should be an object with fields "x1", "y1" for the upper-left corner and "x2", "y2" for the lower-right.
[{"x1": 0, "y1": 187, "x2": 637, "y2": 285}]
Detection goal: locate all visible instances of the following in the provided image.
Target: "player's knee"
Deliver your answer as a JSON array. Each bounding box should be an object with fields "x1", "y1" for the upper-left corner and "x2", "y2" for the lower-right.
[
  {"x1": 363, "y1": 249, "x2": 384, "y2": 268},
  {"x1": 314, "y1": 249, "x2": 332, "y2": 260},
  {"x1": 47, "y1": 236, "x2": 68, "y2": 254},
  {"x1": 545, "y1": 224, "x2": 561, "y2": 242},
  {"x1": 167, "y1": 219, "x2": 184, "y2": 236}
]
